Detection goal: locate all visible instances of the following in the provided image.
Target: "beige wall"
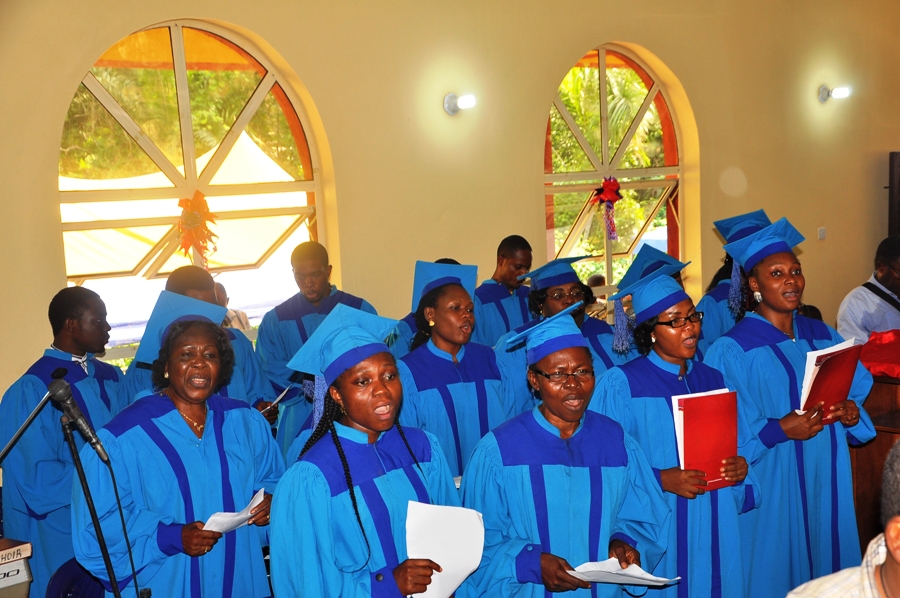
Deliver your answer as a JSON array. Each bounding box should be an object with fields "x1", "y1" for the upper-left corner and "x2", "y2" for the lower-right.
[{"x1": 0, "y1": 0, "x2": 898, "y2": 389}]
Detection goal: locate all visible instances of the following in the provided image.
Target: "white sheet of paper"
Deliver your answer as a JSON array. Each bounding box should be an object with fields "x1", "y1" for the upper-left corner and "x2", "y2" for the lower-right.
[
  {"x1": 670, "y1": 388, "x2": 731, "y2": 467},
  {"x1": 405, "y1": 501, "x2": 484, "y2": 598},
  {"x1": 799, "y1": 338, "x2": 855, "y2": 411},
  {"x1": 203, "y1": 488, "x2": 265, "y2": 534},
  {"x1": 568, "y1": 558, "x2": 679, "y2": 586},
  {"x1": 268, "y1": 384, "x2": 294, "y2": 409}
]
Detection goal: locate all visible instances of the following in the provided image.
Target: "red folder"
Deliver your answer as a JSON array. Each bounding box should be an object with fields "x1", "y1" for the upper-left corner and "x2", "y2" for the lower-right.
[
  {"x1": 803, "y1": 344, "x2": 863, "y2": 424},
  {"x1": 675, "y1": 390, "x2": 738, "y2": 492}
]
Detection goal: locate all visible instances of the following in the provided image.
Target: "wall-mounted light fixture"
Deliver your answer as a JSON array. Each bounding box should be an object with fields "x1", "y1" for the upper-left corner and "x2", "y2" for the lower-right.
[
  {"x1": 818, "y1": 85, "x2": 851, "y2": 103},
  {"x1": 443, "y1": 93, "x2": 476, "y2": 115}
]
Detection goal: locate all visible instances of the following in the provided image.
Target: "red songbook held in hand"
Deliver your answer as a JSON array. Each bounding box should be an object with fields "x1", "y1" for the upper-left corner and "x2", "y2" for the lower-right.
[
  {"x1": 671, "y1": 389, "x2": 738, "y2": 492},
  {"x1": 799, "y1": 339, "x2": 863, "y2": 424}
]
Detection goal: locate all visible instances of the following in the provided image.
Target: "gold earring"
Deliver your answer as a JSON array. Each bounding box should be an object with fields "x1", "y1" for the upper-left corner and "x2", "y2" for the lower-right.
[{"x1": 428, "y1": 321, "x2": 435, "y2": 327}]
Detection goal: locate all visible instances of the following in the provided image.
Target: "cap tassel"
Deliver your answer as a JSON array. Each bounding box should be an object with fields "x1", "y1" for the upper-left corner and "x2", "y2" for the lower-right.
[
  {"x1": 727, "y1": 259, "x2": 744, "y2": 318},
  {"x1": 308, "y1": 376, "x2": 329, "y2": 429},
  {"x1": 612, "y1": 299, "x2": 633, "y2": 354}
]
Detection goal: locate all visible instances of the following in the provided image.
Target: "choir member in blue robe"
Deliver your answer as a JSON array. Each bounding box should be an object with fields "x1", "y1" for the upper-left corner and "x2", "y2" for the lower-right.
[
  {"x1": 704, "y1": 218, "x2": 875, "y2": 597},
  {"x1": 270, "y1": 304, "x2": 460, "y2": 597},
  {"x1": 256, "y1": 241, "x2": 377, "y2": 457},
  {"x1": 591, "y1": 267, "x2": 759, "y2": 598},
  {"x1": 460, "y1": 308, "x2": 670, "y2": 597},
  {"x1": 120, "y1": 267, "x2": 277, "y2": 424},
  {"x1": 0, "y1": 288, "x2": 124, "y2": 598},
  {"x1": 471, "y1": 235, "x2": 534, "y2": 347},
  {"x1": 386, "y1": 258, "x2": 463, "y2": 359},
  {"x1": 495, "y1": 257, "x2": 631, "y2": 415},
  {"x1": 695, "y1": 210, "x2": 771, "y2": 355},
  {"x1": 71, "y1": 319, "x2": 284, "y2": 598},
  {"x1": 397, "y1": 261, "x2": 512, "y2": 477}
]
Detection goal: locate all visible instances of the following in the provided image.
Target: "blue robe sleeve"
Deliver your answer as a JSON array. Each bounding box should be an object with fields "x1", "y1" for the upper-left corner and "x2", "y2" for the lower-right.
[
  {"x1": 360, "y1": 300, "x2": 378, "y2": 315},
  {"x1": 256, "y1": 309, "x2": 297, "y2": 394},
  {"x1": 421, "y1": 431, "x2": 462, "y2": 507},
  {"x1": 494, "y1": 336, "x2": 535, "y2": 417},
  {"x1": 230, "y1": 331, "x2": 276, "y2": 406},
  {"x1": 397, "y1": 360, "x2": 421, "y2": 430},
  {"x1": 119, "y1": 363, "x2": 154, "y2": 405}
]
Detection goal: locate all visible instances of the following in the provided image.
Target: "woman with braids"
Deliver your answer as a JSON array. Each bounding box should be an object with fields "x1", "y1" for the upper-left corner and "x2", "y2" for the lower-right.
[
  {"x1": 397, "y1": 261, "x2": 513, "y2": 477},
  {"x1": 495, "y1": 257, "x2": 633, "y2": 414},
  {"x1": 270, "y1": 304, "x2": 459, "y2": 596},
  {"x1": 72, "y1": 317, "x2": 284, "y2": 598},
  {"x1": 704, "y1": 218, "x2": 875, "y2": 597},
  {"x1": 589, "y1": 265, "x2": 758, "y2": 597},
  {"x1": 460, "y1": 306, "x2": 670, "y2": 597},
  {"x1": 695, "y1": 210, "x2": 772, "y2": 356}
]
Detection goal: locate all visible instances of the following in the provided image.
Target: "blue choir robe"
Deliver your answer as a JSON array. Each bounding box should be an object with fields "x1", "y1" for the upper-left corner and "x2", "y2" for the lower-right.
[
  {"x1": 696, "y1": 281, "x2": 736, "y2": 356},
  {"x1": 589, "y1": 352, "x2": 760, "y2": 598},
  {"x1": 71, "y1": 393, "x2": 285, "y2": 598},
  {"x1": 270, "y1": 423, "x2": 460, "y2": 597},
  {"x1": 398, "y1": 340, "x2": 512, "y2": 477},
  {"x1": 704, "y1": 312, "x2": 875, "y2": 597},
  {"x1": 386, "y1": 312, "x2": 416, "y2": 359},
  {"x1": 118, "y1": 328, "x2": 275, "y2": 408},
  {"x1": 459, "y1": 407, "x2": 671, "y2": 598},
  {"x1": 496, "y1": 316, "x2": 636, "y2": 416},
  {"x1": 256, "y1": 286, "x2": 377, "y2": 457},
  {"x1": 0, "y1": 350, "x2": 123, "y2": 598},
  {"x1": 471, "y1": 280, "x2": 533, "y2": 347}
]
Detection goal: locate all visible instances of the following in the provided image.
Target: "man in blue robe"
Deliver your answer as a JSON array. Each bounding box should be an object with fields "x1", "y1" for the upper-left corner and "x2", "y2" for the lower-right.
[
  {"x1": 118, "y1": 267, "x2": 277, "y2": 421},
  {"x1": 0, "y1": 287, "x2": 125, "y2": 598},
  {"x1": 256, "y1": 241, "x2": 377, "y2": 457},
  {"x1": 471, "y1": 235, "x2": 534, "y2": 347}
]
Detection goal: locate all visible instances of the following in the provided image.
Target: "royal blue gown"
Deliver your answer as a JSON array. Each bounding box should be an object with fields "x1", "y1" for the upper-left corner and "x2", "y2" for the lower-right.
[
  {"x1": 590, "y1": 351, "x2": 760, "y2": 597},
  {"x1": 256, "y1": 286, "x2": 377, "y2": 456},
  {"x1": 460, "y1": 407, "x2": 670, "y2": 597},
  {"x1": 398, "y1": 339, "x2": 512, "y2": 477},
  {"x1": 695, "y1": 281, "x2": 736, "y2": 356},
  {"x1": 704, "y1": 312, "x2": 875, "y2": 597},
  {"x1": 385, "y1": 312, "x2": 416, "y2": 359},
  {"x1": 471, "y1": 280, "x2": 533, "y2": 347},
  {"x1": 71, "y1": 393, "x2": 284, "y2": 598},
  {"x1": 270, "y1": 424, "x2": 459, "y2": 597}
]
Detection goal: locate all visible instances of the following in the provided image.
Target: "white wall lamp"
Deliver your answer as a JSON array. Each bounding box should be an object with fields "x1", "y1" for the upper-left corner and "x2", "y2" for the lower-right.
[
  {"x1": 818, "y1": 85, "x2": 851, "y2": 103},
  {"x1": 443, "y1": 93, "x2": 476, "y2": 115}
]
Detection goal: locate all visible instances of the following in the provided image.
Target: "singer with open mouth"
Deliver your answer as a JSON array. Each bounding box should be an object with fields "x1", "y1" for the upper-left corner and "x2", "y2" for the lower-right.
[{"x1": 71, "y1": 319, "x2": 284, "y2": 597}]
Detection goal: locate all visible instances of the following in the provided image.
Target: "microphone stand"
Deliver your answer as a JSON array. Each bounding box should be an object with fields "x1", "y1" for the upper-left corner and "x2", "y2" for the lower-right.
[
  {"x1": 0, "y1": 390, "x2": 51, "y2": 465},
  {"x1": 61, "y1": 416, "x2": 123, "y2": 598}
]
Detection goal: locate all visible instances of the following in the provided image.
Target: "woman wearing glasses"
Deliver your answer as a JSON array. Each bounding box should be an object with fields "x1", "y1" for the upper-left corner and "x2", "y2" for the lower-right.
[
  {"x1": 460, "y1": 306, "x2": 669, "y2": 597},
  {"x1": 704, "y1": 219, "x2": 874, "y2": 597},
  {"x1": 495, "y1": 258, "x2": 635, "y2": 415},
  {"x1": 590, "y1": 265, "x2": 757, "y2": 597}
]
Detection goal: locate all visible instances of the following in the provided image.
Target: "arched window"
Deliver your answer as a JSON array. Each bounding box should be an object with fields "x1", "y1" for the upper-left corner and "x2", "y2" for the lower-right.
[
  {"x1": 59, "y1": 21, "x2": 320, "y2": 344},
  {"x1": 545, "y1": 46, "x2": 681, "y2": 285}
]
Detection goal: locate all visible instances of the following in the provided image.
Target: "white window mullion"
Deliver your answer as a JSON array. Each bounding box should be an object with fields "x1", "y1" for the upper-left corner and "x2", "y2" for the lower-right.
[
  {"x1": 609, "y1": 84, "x2": 658, "y2": 171},
  {"x1": 552, "y1": 95, "x2": 604, "y2": 173},
  {"x1": 170, "y1": 24, "x2": 198, "y2": 184}
]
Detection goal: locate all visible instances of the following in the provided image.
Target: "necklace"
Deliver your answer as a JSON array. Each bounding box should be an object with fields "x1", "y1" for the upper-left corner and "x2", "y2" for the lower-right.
[{"x1": 178, "y1": 407, "x2": 207, "y2": 432}]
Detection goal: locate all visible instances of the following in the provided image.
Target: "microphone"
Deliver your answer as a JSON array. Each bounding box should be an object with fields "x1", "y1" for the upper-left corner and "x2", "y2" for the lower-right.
[{"x1": 48, "y1": 379, "x2": 109, "y2": 464}]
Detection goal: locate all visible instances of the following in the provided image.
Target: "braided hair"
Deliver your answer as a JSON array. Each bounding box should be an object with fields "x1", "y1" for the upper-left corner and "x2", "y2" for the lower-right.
[
  {"x1": 409, "y1": 283, "x2": 465, "y2": 352},
  {"x1": 299, "y1": 366, "x2": 425, "y2": 569}
]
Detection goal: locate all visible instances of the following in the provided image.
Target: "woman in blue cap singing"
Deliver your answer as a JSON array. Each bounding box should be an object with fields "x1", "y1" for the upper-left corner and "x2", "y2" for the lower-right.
[
  {"x1": 704, "y1": 218, "x2": 875, "y2": 597},
  {"x1": 397, "y1": 260, "x2": 513, "y2": 478},
  {"x1": 460, "y1": 305, "x2": 669, "y2": 597},
  {"x1": 270, "y1": 304, "x2": 459, "y2": 597},
  {"x1": 591, "y1": 265, "x2": 757, "y2": 597}
]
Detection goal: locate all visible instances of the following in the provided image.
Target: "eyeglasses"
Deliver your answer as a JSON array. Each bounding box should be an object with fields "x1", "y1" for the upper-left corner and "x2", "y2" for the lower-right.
[
  {"x1": 530, "y1": 368, "x2": 594, "y2": 385},
  {"x1": 655, "y1": 311, "x2": 703, "y2": 329},
  {"x1": 547, "y1": 289, "x2": 585, "y2": 301}
]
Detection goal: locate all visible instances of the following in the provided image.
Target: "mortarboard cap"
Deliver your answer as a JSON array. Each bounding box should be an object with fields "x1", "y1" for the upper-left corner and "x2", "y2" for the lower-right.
[
  {"x1": 609, "y1": 265, "x2": 690, "y2": 325},
  {"x1": 287, "y1": 304, "x2": 398, "y2": 386},
  {"x1": 506, "y1": 303, "x2": 588, "y2": 366},
  {"x1": 133, "y1": 291, "x2": 227, "y2": 365},
  {"x1": 410, "y1": 261, "x2": 478, "y2": 313},
  {"x1": 714, "y1": 209, "x2": 772, "y2": 244},
  {"x1": 517, "y1": 256, "x2": 589, "y2": 291},
  {"x1": 616, "y1": 245, "x2": 687, "y2": 290},
  {"x1": 724, "y1": 217, "x2": 805, "y2": 272}
]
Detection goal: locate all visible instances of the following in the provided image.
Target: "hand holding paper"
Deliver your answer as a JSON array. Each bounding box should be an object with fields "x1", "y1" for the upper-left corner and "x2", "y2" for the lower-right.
[
  {"x1": 405, "y1": 501, "x2": 484, "y2": 598},
  {"x1": 798, "y1": 339, "x2": 862, "y2": 423},
  {"x1": 567, "y1": 558, "x2": 679, "y2": 586},
  {"x1": 203, "y1": 488, "x2": 266, "y2": 534}
]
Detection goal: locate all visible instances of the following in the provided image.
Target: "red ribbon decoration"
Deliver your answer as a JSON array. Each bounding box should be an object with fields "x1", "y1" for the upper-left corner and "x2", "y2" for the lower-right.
[
  {"x1": 178, "y1": 190, "x2": 218, "y2": 266},
  {"x1": 588, "y1": 177, "x2": 623, "y2": 241}
]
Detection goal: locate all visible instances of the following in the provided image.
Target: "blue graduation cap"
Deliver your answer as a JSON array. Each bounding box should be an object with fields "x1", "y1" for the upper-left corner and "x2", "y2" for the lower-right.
[
  {"x1": 714, "y1": 209, "x2": 772, "y2": 244},
  {"x1": 616, "y1": 245, "x2": 687, "y2": 290},
  {"x1": 724, "y1": 217, "x2": 805, "y2": 272},
  {"x1": 133, "y1": 291, "x2": 227, "y2": 365},
  {"x1": 410, "y1": 261, "x2": 478, "y2": 312},
  {"x1": 609, "y1": 264, "x2": 689, "y2": 326},
  {"x1": 287, "y1": 303, "x2": 398, "y2": 386},
  {"x1": 506, "y1": 303, "x2": 588, "y2": 366},
  {"x1": 517, "y1": 256, "x2": 589, "y2": 291}
]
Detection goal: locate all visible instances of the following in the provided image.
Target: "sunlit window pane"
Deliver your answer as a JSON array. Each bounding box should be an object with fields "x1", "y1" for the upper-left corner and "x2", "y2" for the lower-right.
[
  {"x1": 557, "y1": 50, "x2": 602, "y2": 163},
  {"x1": 549, "y1": 105, "x2": 593, "y2": 173},
  {"x1": 242, "y1": 84, "x2": 312, "y2": 181},
  {"x1": 63, "y1": 225, "x2": 173, "y2": 277}
]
